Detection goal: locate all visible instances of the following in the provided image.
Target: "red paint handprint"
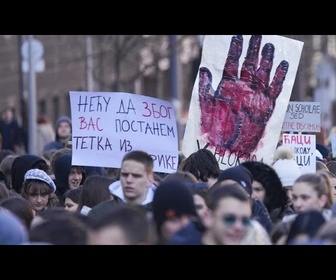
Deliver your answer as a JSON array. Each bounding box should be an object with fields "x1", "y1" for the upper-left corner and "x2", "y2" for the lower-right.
[{"x1": 199, "y1": 35, "x2": 289, "y2": 159}]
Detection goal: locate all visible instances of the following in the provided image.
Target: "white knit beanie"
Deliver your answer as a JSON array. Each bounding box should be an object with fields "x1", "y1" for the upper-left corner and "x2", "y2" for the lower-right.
[
  {"x1": 24, "y1": 168, "x2": 56, "y2": 193},
  {"x1": 272, "y1": 146, "x2": 302, "y2": 188}
]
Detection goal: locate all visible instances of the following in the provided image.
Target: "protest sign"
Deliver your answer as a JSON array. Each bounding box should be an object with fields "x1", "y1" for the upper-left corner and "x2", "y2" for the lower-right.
[
  {"x1": 331, "y1": 134, "x2": 336, "y2": 158},
  {"x1": 182, "y1": 35, "x2": 304, "y2": 169},
  {"x1": 282, "y1": 101, "x2": 321, "y2": 133},
  {"x1": 69, "y1": 91, "x2": 179, "y2": 173},
  {"x1": 282, "y1": 133, "x2": 316, "y2": 174}
]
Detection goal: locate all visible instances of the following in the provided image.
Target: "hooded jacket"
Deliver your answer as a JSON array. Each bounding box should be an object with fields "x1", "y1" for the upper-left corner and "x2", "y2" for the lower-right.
[
  {"x1": 89, "y1": 180, "x2": 157, "y2": 219},
  {"x1": 11, "y1": 155, "x2": 48, "y2": 194},
  {"x1": 53, "y1": 154, "x2": 85, "y2": 200},
  {"x1": 108, "y1": 180, "x2": 157, "y2": 206}
]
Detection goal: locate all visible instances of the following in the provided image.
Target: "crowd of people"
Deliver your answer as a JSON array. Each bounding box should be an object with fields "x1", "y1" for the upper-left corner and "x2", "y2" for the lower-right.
[{"x1": 1, "y1": 106, "x2": 336, "y2": 245}]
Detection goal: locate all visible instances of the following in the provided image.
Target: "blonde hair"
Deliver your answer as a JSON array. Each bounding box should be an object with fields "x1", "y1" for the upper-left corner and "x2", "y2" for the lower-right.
[
  {"x1": 241, "y1": 220, "x2": 272, "y2": 245},
  {"x1": 316, "y1": 161, "x2": 328, "y2": 172}
]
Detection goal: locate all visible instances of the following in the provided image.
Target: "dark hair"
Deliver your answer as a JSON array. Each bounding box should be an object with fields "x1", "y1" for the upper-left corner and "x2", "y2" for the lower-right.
[
  {"x1": 49, "y1": 147, "x2": 72, "y2": 175},
  {"x1": 88, "y1": 204, "x2": 153, "y2": 245},
  {"x1": 0, "y1": 181, "x2": 9, "y2": 201},
  {"x1": 29, "y1": 210, "x2": 87, "y2": 245},
  {"x1": 32, "y1": 161, "x2": 50, "y2": 174},
  {"x1": 0, "y1": 196, "x2": 34, "y2": 229},
  {"x1": 122, "y1": 150, "x2": 154, "y2": 173},
  {"x1": 270, "y1": 221, "x2": 290, "y2": 244},
  {"x1": 285, "y1": 210, "x2": 326, "y2": 245},
  {"x1": 241, "y1": 161, "x2": 287, "y2": 213},
  {"x1": 207, "y1": 183, "x2": 251, "y2": 211},
  {"x1": 62, "y1": 187, "x2": 82, "y2": 205},
  {"x1": 179, "y1": 149, "x2": 220, "y2": 182},
  {"x1": 77, "y1": 175, "x2": 113, "y2": 211},
  {"x1": 162, "y1": 170, "x2": 198, "y2": 183}
]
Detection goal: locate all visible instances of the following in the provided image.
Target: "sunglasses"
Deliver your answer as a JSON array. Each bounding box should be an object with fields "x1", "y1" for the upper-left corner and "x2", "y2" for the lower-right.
[{"x1": 222, "y1": 214, "x2": 251, "y2": 228}]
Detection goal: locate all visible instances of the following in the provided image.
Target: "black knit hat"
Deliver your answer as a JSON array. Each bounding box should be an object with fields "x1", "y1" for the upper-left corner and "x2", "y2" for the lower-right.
[
  {"x1": 152, "y1": 180, "x2": 197, "y2": 233},
  {"x1": 316, "y1": 143, "x2": 329, "y2": 159},
  {"x1": 217, "y1": 165, "x2": 253, "y2": 195}
]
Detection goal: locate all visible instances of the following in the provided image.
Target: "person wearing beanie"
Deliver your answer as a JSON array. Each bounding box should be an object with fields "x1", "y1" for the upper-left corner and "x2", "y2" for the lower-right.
[
  {"x1": 152, "y1": 179, "x2": 204, "y2": 245},
  {"x1": 43, "y1": 115, "x2": 72, "y2": 153},
  {"x1": 21, "y1": 168, "x2": 58, "y2": 213},
  {"x1": 241, "y1": 160, "x2": 288, "y2": 225},
  {"x1": 11, "y1": 154, "x2": 50, "y2": 194},
  {"x1": 213, "y1": 165, "x2": 274, "y2": 234},
  {"x1": 272, "y1": 145, "x2": 302, "y2": 219},
  {"x1": 216, "y1": 165, "x2": 253, "y2": 196}
]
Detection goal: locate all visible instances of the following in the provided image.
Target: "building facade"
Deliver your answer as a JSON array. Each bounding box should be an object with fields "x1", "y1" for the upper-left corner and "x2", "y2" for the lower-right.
[{"x1": 0, "y1": 35, "x2": 335, "y2": 151}]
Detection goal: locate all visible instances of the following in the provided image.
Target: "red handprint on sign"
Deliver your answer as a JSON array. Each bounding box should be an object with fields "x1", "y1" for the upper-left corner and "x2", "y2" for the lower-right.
[{"x1": 199, "y1": 35, "x2": 289, "y2": 159}]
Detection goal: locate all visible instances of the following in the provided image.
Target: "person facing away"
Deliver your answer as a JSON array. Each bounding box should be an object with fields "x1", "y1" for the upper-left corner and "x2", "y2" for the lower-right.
[
  {"x1": 28, "y1": 208, "x2": 88, "y2": 245},
  {"x1": 89, "y1": 150, "x2": 157, "y2": 219},
  {"x1": 0, "y1": 208, "x2": 28, "y2": 245},
  {"x1": 179, "y1": 148, "x2": 221, "y2": 190},
  {"x1": 76, "y1": 175, "x2": 114, "y2": 216},
  {"x1": 87, "y1": 203, "x2": 156, "y2": 245},
  {"x1": 285, "y1": 210, "x2": 326, "y2": 245},
  {"x1": 0, "y1": 196, "x2": 35, "y2": 230}
]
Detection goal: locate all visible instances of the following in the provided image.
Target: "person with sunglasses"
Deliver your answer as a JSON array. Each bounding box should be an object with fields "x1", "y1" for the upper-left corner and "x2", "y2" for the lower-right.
[
  {"x1": 202, "y1": 183, "x2": 252, "y2": 245},
  {"x1": 213, "y1": 165, "x2": 274, "y2": 234}
]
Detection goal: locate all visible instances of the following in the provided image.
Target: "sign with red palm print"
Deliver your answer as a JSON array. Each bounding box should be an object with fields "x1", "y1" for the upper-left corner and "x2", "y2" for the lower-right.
[{"x1": 182, "y1": 35, "x2": 304, "y2": 170}]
